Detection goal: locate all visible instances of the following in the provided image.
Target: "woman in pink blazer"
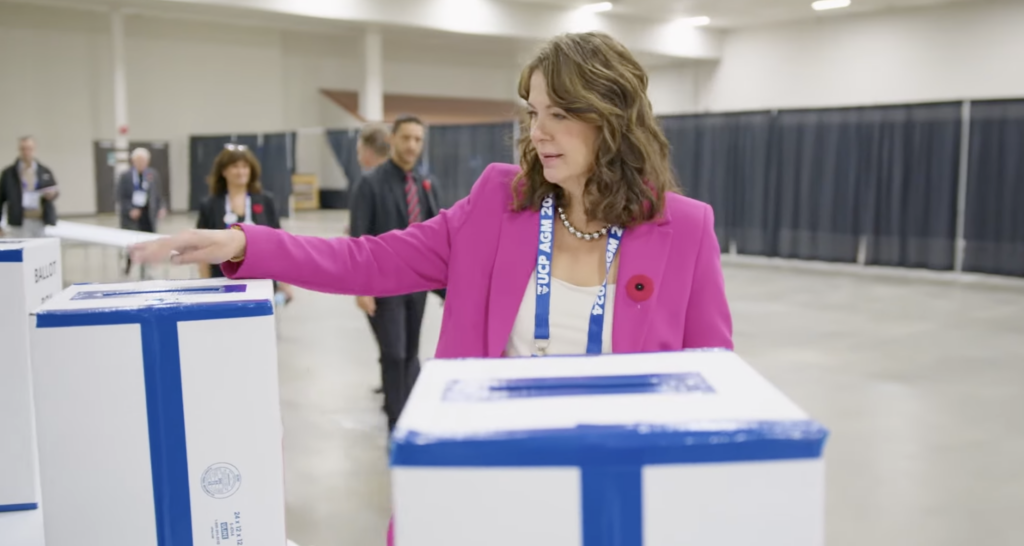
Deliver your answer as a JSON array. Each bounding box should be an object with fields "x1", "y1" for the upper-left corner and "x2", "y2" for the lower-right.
[
  {"x1": 131, "y1": 33, "x2": 733, "y2": 359},
  {"x1": 131, "y1": 31, "x2": 733, "y2": 543}
]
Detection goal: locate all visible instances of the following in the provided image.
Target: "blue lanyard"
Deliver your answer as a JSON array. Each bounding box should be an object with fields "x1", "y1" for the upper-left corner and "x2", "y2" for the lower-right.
[
  {"x1": 133, "y1": 169, "x2": 144, "y2": 191},
  {"x1": 534, "y1": 195, "x2": 624, "y2": 356}
]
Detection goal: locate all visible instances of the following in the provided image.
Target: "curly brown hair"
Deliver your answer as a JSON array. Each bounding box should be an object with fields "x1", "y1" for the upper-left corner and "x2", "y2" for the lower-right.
[
  {"x1": 513, "y1": 32, "x2": 678, "y2": 227},
  {"x1": 208, "y1": 147, "x2": 263, "y2": 196}
]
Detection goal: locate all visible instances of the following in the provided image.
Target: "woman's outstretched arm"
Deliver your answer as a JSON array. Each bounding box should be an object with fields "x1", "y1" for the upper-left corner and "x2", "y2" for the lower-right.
[
  {"x1": 129, "y1": 192, "x2": 471, "y2": 298},
  {"x1": 222, "y1": 199, "x2": 464, "y2": 297},
  {"x1": 129, "y1": 163, "x2": 517, "y2": 297}
]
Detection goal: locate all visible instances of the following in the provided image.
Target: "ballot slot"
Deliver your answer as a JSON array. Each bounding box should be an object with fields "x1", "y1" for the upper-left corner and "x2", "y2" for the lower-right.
[
  {"x1": 442, "y1": 372, "x2": 716, "y2": 402},
  {"x1": 71, "y1": 284, "x2": 248, "y2": 300}
]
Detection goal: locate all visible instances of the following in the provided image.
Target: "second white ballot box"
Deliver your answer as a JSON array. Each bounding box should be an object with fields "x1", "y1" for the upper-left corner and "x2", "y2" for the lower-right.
[
  {"x1": 0, "y1": 238, "x2": 61, "y2": 519},
  {"x1": 390, "y1": 350, "x2": 829, "y2": 546},
  {"x1": 30, "y1": 278, "x2": 286, "y2": 546}
]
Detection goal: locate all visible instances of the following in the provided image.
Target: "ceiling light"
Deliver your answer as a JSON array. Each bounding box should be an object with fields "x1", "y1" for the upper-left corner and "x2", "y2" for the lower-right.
[
  {"x1": 678, "y1": 16, "x2": 711, "y2": 26},
  {"x1": 578, "y1": 2, "x2": 613, "y2": 13},
  {"x1": 812, "y1": 0, "x2": 851, "y2": 11}
]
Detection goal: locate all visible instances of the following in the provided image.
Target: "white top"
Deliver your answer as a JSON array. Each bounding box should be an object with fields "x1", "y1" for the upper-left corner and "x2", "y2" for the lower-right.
[{"x1": 505, "y1": 270, "x2": 615, "y2": 357}]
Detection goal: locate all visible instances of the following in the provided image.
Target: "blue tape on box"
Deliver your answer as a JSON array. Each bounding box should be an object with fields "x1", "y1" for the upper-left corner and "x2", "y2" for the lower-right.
[
  {"x1": 394, "y1": 366, "x2": 829, "y2": 546},
  {"x1": 0, "y1": 247, "x2": 24, "y2": 262},
  {"x1": 36, "y1": 299, "x2": 272, "y2": 546},
  {"x1": 0, "y1": 503, "x2": 39, "y2": 513},
  {"x1": 392, "y1": 420, "x2": 827, "y2": 467},
  {"x1": 393, "y1": 422, "x2": 827, "y2": 546},
  {"x1": 582, "y1": 465, "x2": 642, "y2": 546}
]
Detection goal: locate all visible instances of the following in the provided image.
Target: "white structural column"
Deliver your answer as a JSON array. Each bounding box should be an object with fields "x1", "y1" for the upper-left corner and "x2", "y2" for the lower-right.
[
  {"x1": 954, "y1": 100, "x2": 972, "y2": 273},
  {"x1": 111, "y1": 10, "x2": 131, "y2": 184},
  {"x1": 359, "y1": 27, "x2": 384, "y2": 122}
]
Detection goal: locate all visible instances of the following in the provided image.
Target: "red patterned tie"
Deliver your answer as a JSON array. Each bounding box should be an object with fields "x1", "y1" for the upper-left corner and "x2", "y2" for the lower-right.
[{"x1": 405, "y1": 173, "x2": 421, "y2": 224}]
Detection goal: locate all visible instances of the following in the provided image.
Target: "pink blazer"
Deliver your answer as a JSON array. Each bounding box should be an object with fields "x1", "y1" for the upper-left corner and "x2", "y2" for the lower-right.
[{"x1": 223, "y1": 163, "x2": 733, "y2": 356}]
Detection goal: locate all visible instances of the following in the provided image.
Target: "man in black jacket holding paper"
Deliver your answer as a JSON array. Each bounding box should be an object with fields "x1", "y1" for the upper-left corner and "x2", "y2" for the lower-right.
[
  {"x1": 0, "y1": 136, "x2": 59, "y2": 237},
  {"x1": 350, "y1": 114, "x2": 443, "y2": 431}
]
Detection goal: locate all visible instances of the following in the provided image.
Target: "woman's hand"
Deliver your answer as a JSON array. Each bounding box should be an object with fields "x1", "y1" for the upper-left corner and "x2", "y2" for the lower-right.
[
  {"x1": 356, "y1": 295, "x2": 376, "y2": 317},
  {"x1": 129, "y1": 228, "x2": 246, "y2": 266},
  {"x1": 279, "y1": 283, "x2": 295, "y2": 304}
]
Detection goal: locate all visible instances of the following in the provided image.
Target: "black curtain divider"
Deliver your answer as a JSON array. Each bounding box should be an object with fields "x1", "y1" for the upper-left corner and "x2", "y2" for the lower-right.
[
  {"x1": 325, "y1": 129, "x2": 363, "y2": 197},
  {"x1": 859, "y1": 103, "x2": 961, "y2": 270},
  {"x1": 754, "y1": 104, "x2": 960, "y2": 267},
  {"x1": 426, "y1": 122, "x2": 515, "y2": 208},
  {"x1": 661, "y1": 112, "x2": 772, "y2": 253},
  {"x1": 769, "y1": 110, "x2": 863, "y2": 262},
  {"x1": 964, "y1": 100, "x2": 1024, "y2": 276},
  {"x1": 258, "y1": 133, "x2": 296, "y2": 218}
]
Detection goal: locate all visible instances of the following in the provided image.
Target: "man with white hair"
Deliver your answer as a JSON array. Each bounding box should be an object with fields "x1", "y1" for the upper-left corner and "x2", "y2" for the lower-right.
[
  {"x1": 118, "y1": 146, "x2": 166, "y2": 274},
  {"x1": 0, "y1": 136, "x2": 59, "y2": 237}
]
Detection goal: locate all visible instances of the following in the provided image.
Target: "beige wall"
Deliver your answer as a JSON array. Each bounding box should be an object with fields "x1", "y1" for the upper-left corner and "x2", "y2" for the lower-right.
[
  {"x1": 702, "y1": 0, "x2": 1024, "y2": 112},
  {"x1": 9, "y1": 0, "x2": 1015, "y2": 215},
  {"x1": 0, "y1": 2, "x2": 522, "y2": 215}
]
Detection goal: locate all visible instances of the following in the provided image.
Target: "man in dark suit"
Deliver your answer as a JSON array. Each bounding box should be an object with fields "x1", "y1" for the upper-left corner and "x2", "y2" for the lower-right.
[
  {"x1": 345, "y1": 122, "x2": 390, "y2": 237},
  {"x1": 0, "y1": 136, "x2": 59, "y2": 237},
  {"x1": 350, "y1": 115, "x2": 443, "y2": 431},
  {"x1": 118, "y1": 147, "x2": 167, "y2": 276}
]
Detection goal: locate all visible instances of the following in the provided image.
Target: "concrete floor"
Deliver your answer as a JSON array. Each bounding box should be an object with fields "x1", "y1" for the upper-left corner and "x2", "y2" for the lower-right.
[{"x1": 56, "y1": 210, "x2": 1024, "y2": 546}]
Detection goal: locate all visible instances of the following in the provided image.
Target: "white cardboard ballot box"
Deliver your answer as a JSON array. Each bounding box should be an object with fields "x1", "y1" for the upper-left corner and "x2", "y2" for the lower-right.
[
  {"x1": 0, "y1": 238, "x2": 62, "y2": 518},
  {"x1": 30, "y1": 278, "x2": 286, "y2": 546},
  {"x1": 390, "y1": 350, "x2": 829, "y2": 546}
]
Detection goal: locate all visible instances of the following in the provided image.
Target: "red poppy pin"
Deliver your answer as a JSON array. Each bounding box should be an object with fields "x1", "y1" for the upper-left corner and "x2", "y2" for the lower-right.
[
  {"x1": 252, "y1": 203, "x2": 264, "y2": 214},
  {"x1": 423, "y1": 179, "x2": 432, "y2": 192},
  {"x1": 626, "y1": 274, "x2": 653, "y2": 302}
]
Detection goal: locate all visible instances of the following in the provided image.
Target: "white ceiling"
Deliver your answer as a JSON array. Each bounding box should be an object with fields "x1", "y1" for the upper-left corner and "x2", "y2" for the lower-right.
[
  {"x1": 1, "y1": 0, "x2": 714, "y2": 64},
  {"x1": 503, "y1": 0, "x2": 987, "y2": 27},
  {"x1": 6, "y1": 0, "x2": 992, "y2": 31},
  {"x1": 0, "y1": 0, "x2": 994, "y2": 65}
]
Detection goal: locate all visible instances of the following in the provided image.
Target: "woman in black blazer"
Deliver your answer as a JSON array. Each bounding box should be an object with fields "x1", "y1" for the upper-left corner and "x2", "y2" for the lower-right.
[{"x1": 196, "y1": 145, "x2": 294, "y2": 301}]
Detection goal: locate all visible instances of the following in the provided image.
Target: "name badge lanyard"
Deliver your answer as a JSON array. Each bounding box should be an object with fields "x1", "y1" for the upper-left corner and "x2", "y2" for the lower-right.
[
  {"x1": 533, "y1": 195, "x2": 624, "y2": 356},
  {"x1": 21, "y1": 168, "x2": 41, "y2": 191},
  {"x1": 224, "y1": 195, "x2": 252, "y2": 227},
  {"x1": 21, "y1": 167, "x2": 42, "y2": 210},
  {"x1": 133, "y1": 169, "x2": 149, "y2": 191},
  {"x1": 18, "y1": 159, "x2": 40, "y2": 191},
  {"x1": 130, "y1": 170, "x2": 150, "y2": 208}
]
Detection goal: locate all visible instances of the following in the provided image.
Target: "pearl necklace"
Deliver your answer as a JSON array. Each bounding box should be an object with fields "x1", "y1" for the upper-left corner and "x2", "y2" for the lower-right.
[{"x1": 557, "y1": 207, "x2": 609, "y2": 241}]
